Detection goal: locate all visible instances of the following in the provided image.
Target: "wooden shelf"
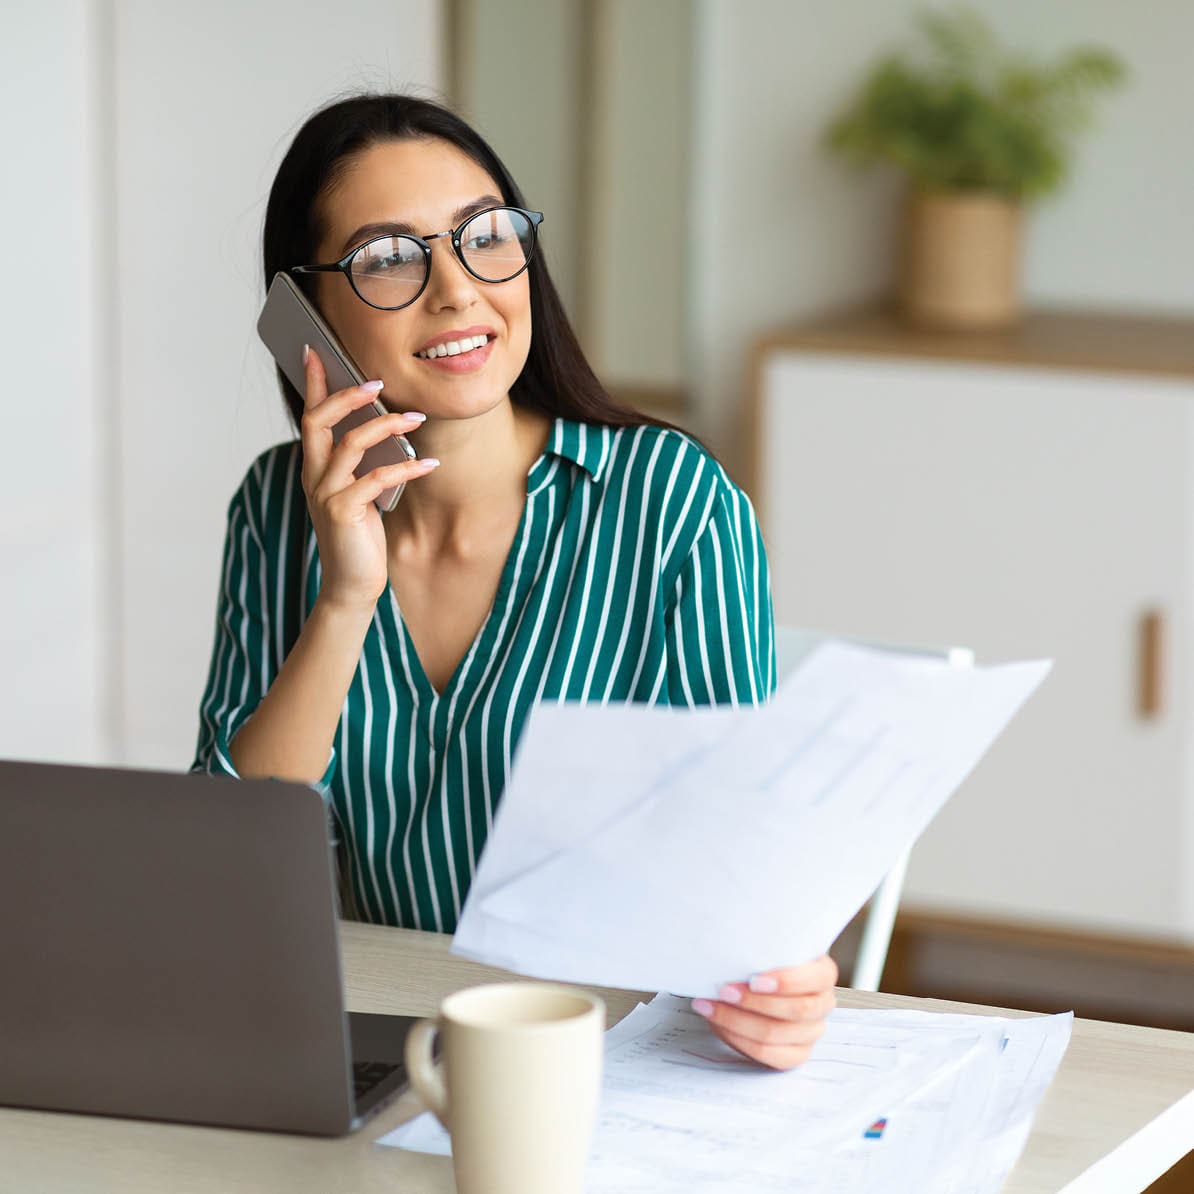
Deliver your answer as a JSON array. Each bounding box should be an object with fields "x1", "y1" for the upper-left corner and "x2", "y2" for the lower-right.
[{"x1": 755, "y1": 304, "x2": 1194, "y2": 381}]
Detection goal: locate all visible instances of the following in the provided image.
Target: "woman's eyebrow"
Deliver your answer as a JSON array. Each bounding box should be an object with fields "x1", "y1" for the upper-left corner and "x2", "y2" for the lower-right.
[{"x1": 338, "y1": 194, "x2": 504, "y2": 253}]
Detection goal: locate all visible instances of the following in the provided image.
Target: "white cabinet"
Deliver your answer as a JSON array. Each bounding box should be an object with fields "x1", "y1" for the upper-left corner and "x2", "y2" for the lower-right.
[{"x1": 750, "y1": 311, "x2": 1194, "y2": 941}]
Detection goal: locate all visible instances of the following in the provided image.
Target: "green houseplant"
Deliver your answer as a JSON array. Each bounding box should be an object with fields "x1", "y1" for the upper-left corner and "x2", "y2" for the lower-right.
[{"x1": 825, "y1": 8, "x2": 1126, "y2": 329}]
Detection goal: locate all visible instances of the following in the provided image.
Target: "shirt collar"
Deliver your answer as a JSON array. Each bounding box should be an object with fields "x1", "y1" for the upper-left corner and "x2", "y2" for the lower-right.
[{"x1": 545, "y1": 418, "x2": 612, "y2": 483}]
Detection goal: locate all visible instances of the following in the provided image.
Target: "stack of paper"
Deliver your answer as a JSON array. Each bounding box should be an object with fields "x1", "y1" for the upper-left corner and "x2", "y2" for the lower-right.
[
  {"x1": 380, "y1": 996, "x2": 1073, "y2": 1193},
  {"x1": 452, "y1": 641, "x2": 1051, "y2": 996}
]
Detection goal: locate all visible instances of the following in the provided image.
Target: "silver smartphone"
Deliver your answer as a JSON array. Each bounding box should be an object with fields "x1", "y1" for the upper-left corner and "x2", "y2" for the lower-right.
[{"x1": 257, "y1": 272, "x2": 417, "y2": 513}]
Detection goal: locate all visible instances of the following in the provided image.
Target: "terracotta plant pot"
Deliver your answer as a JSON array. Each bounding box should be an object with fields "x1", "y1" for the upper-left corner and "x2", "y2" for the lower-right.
[{"x1": 899, "y1": 190, "x2": 1024, "y2": 330}]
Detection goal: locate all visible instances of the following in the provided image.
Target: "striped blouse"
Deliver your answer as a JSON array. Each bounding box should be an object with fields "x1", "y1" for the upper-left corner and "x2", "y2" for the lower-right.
[{"x1": 191, "y1": 417, "x2": 776, "y2": 932}]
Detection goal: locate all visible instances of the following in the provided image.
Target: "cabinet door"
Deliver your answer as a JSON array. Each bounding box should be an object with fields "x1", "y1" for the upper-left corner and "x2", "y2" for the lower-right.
[{"x1": 759, "y1": 353, "x2": 1194, "y2": 939}]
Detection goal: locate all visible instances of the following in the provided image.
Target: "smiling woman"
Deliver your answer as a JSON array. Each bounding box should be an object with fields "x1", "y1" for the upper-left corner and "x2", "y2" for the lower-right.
[{"x1": 188, "y1": 92, "x2": 833, "y2": 1070}]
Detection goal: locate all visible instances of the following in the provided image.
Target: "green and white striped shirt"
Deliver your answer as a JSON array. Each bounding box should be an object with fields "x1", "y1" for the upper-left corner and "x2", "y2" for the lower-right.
[{"x1": 192, "y1": 417, "x2": 775, "y2": 932}]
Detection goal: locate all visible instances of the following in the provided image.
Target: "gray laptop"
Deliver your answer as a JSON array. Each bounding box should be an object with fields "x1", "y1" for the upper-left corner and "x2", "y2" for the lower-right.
[{"x1": 0, "y1": 759, "x2": 418, "y2": 1135}]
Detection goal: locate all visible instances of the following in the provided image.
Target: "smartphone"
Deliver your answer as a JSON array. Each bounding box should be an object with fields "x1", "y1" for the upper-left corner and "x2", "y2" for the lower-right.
[{"x1": 257, "y1": 272, "x2": 417, "y2": 513}]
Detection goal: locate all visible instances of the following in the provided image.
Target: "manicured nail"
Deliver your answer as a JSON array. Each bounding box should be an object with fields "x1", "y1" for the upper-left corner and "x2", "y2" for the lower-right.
[
  {"x1": 691, "y1": 999, "x2": 715, "y2": 1018},
  {"x1": 361, "y1": 379, "x2": 384, "y2": 392},
  {"x1": 418, "y1": 457, "x2": 441, "y2": 469},
  {"x1": 403, "y1": 411, "x2": 427, "y2": 422},
  {"x1": 302, "y1": 343, "x2": 310, "y2": 365},
  {"x1": 718, "y1": 984, "x2": 743, "y2": 1004},
  {"x1": 749, "y1": 974, "x2": 779, "y2": 994}
]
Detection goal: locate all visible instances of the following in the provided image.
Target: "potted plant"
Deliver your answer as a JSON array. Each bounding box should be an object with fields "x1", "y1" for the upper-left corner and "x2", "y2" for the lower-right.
[{"x1": 824, "y1": 7, "x2": 1125, "y2": 330}]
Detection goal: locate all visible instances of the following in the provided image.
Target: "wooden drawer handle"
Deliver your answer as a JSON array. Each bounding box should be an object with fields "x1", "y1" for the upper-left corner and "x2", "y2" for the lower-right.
[{"x1": 1139, "y1": 609, "x2": 1166, "y2": 720}]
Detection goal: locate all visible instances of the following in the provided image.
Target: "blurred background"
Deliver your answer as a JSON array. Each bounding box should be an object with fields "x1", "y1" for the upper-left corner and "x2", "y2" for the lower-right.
[{"x1": 3, "y1": 0, "x2": 1193, "y2": 1037}]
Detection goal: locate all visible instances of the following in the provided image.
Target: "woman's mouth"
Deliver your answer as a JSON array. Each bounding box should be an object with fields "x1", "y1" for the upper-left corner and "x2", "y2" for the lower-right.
[
  {"x1": 414, "y1": 333, "x2": 492, "y2": 359},
  {"x1": 412, "y1": 333, "x2": 495, "y2": 374}
]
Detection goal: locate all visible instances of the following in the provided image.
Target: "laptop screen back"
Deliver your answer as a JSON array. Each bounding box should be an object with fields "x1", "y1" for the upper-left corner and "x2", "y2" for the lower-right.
[{"x1": 0, "y1": 762, "x2": 356, "y2": 1135}]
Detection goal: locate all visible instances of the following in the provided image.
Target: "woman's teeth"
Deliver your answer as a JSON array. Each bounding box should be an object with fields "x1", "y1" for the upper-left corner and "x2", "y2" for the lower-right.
[{"x1": 416, "y1": 334, "x2": 490, "y2": 359}]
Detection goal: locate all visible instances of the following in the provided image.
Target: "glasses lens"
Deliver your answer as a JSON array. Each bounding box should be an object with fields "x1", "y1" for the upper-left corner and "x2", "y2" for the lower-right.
[
  {"x1": 349, "y1": 236, "x2": 426, "y2": 308},
  {"x1": 459, "y1": 208, "x2": 535, "y2": 282}
]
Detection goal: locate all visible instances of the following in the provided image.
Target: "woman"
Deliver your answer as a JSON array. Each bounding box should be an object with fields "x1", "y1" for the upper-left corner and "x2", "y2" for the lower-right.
[{"x1": 192, "y1": 93, "x2": 836, "y2": 1069}]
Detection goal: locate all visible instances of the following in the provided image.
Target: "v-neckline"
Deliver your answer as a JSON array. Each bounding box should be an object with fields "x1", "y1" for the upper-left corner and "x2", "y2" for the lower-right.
[
  {"x1": 377, "y1": 443, "x2": 557, "y2": 704},
  {"x1": 382, "y1": 558, "x2": 512, "y2": 704}
]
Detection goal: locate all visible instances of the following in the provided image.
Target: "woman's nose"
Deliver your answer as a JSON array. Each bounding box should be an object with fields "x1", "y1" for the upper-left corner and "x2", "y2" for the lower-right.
[{"x1": 423, "y1": 236, "x2": 480, "y2": 311}]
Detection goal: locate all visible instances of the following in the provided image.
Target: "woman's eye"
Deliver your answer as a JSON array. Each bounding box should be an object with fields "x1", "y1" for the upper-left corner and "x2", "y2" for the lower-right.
[{"x1": 465, "y1": 232, "x2": 509, "y2": 252}]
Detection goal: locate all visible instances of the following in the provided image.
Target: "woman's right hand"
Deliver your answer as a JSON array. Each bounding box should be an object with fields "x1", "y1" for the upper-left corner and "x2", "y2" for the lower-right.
[{"x1": 299, "y1": 345, "x2": 439, "y2": 613}]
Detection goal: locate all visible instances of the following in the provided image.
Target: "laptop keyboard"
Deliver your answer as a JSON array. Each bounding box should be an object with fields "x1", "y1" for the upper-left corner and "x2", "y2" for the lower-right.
[{"x1": 353, "y1": 1060, "x2": 401, "y2": 1102}]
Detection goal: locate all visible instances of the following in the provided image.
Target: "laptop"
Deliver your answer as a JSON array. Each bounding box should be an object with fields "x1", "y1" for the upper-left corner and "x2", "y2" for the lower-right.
[{"x1": 0, "y1": 759, "x2": 421, "y2": 1135}]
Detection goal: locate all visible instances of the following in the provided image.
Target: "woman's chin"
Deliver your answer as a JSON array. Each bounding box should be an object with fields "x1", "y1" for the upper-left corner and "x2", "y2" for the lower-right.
[{"x1": 393, "y1": 383, "x2": 514, "y2": 425}]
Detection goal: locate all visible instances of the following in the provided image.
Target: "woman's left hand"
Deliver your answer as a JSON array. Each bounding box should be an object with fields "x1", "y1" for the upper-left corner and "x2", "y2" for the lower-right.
[{"x1": 691, "y1": 955, "x2": 839, "y2": 1070}]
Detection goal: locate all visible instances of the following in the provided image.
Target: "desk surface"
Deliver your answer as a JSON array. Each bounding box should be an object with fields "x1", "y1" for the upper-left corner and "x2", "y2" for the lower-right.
[{"x1": 4, "y1": 922, "x2": 1192, "y2": 1194}]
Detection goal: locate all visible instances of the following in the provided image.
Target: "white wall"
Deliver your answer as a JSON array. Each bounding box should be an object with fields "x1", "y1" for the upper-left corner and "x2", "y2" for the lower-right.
[
  {"x1": 588, "y1": 0, "x2": 693, "y2": 391},
  {"x1": 0, "y1": 0, "x2": 441, "y2": 772},
  {"x1": 457, "y1": 0, "x2": 585, "y2": 322},
  {"x1": 690, "y1": 0, "x2": 1194, "y2": 457},
  {"x1": 0, "y1": 0, "x2": 107, "y2": 765}
]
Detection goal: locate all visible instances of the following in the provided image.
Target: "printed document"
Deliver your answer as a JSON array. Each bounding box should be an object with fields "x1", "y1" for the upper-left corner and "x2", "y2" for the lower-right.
[
  {"x1": 451, "y1": 641, "x2": 1050, "y2": 995},
  {"x1": 379, "y1": 997, "x2": 1073, "y2": 1194}
]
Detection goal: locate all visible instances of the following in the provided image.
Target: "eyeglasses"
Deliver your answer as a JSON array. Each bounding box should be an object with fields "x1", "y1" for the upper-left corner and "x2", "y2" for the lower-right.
[{"x1": 291, "y1": 205, "x2": 544, "y2": 311}]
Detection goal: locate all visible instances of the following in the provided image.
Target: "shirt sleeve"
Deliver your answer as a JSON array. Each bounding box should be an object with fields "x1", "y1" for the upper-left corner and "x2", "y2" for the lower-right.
[
  {"x1": 664, "y1": 478, "x2": 776, "y2": 707},
  {"x1": 189, "y1": 475, "x2": 336, "y2": 794}
]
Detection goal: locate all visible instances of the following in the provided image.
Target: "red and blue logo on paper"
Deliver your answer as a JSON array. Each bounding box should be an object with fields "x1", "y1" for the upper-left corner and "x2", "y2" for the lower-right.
[{"x1": 864, "y1": 1117, "x2": 887, "y2": 1140}]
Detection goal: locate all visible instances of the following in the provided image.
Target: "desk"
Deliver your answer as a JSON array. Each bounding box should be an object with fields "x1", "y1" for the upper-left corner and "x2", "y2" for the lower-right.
[{"x1": 3, "y1": 922, "x2": 1191, "y2": 1193}]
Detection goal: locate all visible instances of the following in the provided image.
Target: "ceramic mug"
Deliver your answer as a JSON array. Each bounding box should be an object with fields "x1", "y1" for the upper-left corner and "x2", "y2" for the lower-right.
[{"x1": 404, "y1": 981, "x2": 605, "y2": 1194}]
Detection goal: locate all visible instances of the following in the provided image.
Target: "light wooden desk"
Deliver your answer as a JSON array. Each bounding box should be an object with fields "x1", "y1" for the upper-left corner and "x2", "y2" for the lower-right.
[{"x1": 3, "y1": 922, "x2": 1191, "y2": 1193}]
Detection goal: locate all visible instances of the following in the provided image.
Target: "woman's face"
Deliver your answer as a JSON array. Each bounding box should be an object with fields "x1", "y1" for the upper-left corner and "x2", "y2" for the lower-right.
[{"x1": 310, "y1": 137, "x2": 532, "y2": 422}]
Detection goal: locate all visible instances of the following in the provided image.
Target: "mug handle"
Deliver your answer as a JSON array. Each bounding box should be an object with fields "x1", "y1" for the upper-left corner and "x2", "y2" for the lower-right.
[{"x1": 404, "y1": 1018, "x2": 450, "y2": 1129}]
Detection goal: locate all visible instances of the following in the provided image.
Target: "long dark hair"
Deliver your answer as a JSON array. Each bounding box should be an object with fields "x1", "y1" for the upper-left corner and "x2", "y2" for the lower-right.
[{"x1": 263, "y1": 91, "x2": 672, "y2": 436}]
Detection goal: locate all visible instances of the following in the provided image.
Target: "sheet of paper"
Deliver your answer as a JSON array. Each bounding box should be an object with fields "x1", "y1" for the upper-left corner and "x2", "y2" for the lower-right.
[
  {"x1": 825, "y1": 1006, "x2": 1074, "y2": 1194},
  {"x1": 378, "y1": 998, "x2": 1072, "y2": 1194},
  {"x1": 452, "y1": 641, "x2": 1051, "y2": 996}
]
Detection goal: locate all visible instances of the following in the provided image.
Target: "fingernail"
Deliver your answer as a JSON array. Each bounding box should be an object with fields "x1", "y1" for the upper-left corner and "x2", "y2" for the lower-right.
[
  {"x1": 403, "y1": 411, "x2": 427, "y2": 422},
  {"x1": 362, "y1": 379, "x2": 384, "y2": 392},
  {"x1": 749, "y1": 974, "x2": 779, "y2": 994},
  {"x1": 691, "y1": 999, "x2": 714, "y2": 1018},
  {"x1": 302, "y1": 343, "x2": 310, "y2": 365},
  {"x1": 418, "y1": 457, "x2": 441, "y2": 469},
  {"x1": 718, "y1": 984, "x2": 743, "y2": 1004}
]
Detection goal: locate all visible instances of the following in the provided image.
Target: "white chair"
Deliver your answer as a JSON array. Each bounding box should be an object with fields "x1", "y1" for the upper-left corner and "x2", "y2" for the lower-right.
[{"x1": 774, "y1": 626, "x2": 975, "y2": 992}]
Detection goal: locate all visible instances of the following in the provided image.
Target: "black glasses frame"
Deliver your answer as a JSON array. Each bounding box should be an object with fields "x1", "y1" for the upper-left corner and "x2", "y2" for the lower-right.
[{"x1": 291, "y1": 206, "x2": 545, "y2": 311}]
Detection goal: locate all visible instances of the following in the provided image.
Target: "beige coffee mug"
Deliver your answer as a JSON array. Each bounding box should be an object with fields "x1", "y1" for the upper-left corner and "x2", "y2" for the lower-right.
[{"x1": 404, "y1": 982, "x2": 605, "y2": 1194}]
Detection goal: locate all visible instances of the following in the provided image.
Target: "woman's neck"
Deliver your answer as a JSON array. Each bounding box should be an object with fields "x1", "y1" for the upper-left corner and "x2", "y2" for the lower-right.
[{"x1": 382, "y1": 398, "x2": 551, "y2": 556}]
